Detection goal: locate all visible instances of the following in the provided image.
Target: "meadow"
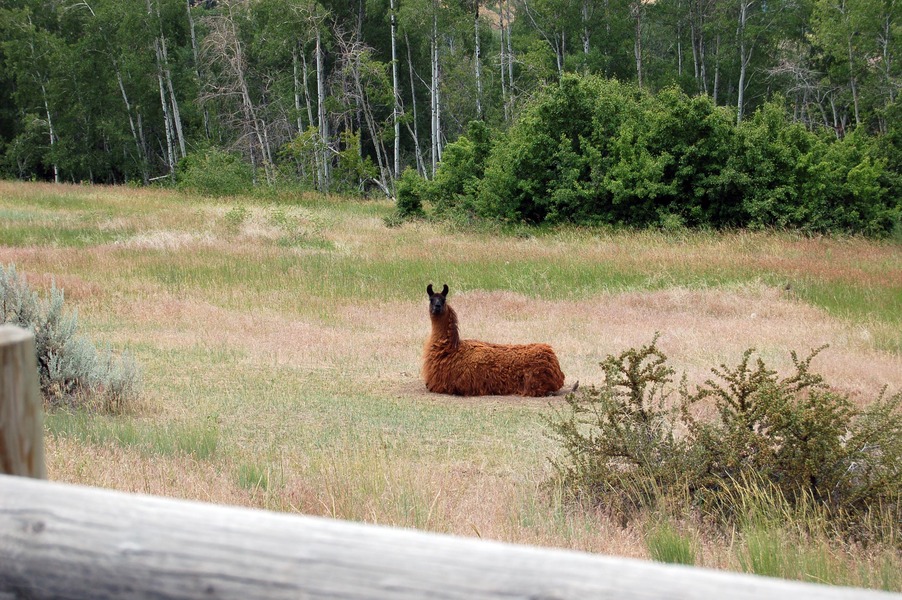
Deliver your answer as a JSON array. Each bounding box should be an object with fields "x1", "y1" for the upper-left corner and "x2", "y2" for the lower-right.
[{"x1": 2, "y1": 180, "x2": 901, "y2": 589}]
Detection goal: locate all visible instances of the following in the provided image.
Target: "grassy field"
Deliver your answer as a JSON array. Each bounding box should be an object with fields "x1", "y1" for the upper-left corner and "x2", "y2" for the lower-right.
[{"x1": 2, "y1": 180, "x2": 901, "y2": 589}]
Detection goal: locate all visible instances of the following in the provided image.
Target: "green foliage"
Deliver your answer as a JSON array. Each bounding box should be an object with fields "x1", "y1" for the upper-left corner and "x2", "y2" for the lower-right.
[
  {"x1": 45, "y1": 410, "x2": 219, "y2": 460},
  {"x1": 0, "y1": 263, "x2": 141, "y2": 413},
  {"x1": 429, "y1": 120, "x2": 493, "y2": 216},
  {"x1": 332, "y1": 130, "x2": 379, "y2": 195},
  {"x1": 393, "y1": 166, "x2": 426, "y2": 220},
  {"x1": 544, "y1": 335, "x2": 687, "y2": 516},
  {"x1": 730, "y1": 105, "x2": 897, "y2": 234},
  {"x1": 280, "y1": 126, "x2": 326, "y2": 191},
  {"x1": 237, "y1": 462, "x2": 271, "y2": 491},
  {"x1": 177, "y1": 148, "x2": 254, "y2": 197},
  {"x1": 547, "y1": 336, "x2": 902, "y2": 539},
  {"x1": 224, "y1": 204, "x2": 249, "y2": 233},
  {"x1": 461, "y1": 76, "x2": 899, "y2": 234}
]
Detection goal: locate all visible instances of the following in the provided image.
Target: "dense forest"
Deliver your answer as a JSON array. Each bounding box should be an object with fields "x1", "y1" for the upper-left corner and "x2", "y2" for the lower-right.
[{"x1": 0, "y1": 0, "x2": 899, "y2": 230}]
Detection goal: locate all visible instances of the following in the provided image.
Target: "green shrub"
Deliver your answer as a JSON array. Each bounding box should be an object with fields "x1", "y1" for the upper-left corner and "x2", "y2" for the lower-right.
[
  {"x1": 434, "y1": 74, "x2": 899, "y2": 235},
  {"x1": 430, "y1": 120, "x2": 493, "y2": 216},
  {"x1": 546, "y1": 336, "x2": 902, "y2": 540},
  {"x1": 393, "y1": 167, "x2": 426, "y2": 220},
  {"x1": 332, "y1": 130, "x2": 378, "y2": 195},
  {"x1": 224, "y1": 204, "x2": 249, "y2": 233},
  {"x1": 177, "y1": 147, "x2": 254, "y2": 197},
  {"x1": 0, "y1": 263, "x2": 141, "y2": 413},
  {"x1": 682, "y1": 346, "x2": 902, "y2": 522},
  {"x1": 544, "y1": 335, "x2": 688, "y2": 516}
]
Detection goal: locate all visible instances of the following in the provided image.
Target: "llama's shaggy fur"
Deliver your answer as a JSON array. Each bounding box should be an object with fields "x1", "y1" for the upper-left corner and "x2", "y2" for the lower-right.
[{"x1": 422, "y1": 284, "x2": 566, "y2": 397}]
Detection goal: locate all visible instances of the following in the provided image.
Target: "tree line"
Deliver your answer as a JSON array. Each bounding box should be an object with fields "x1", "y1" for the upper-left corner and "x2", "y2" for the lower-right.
[{"x1": 0, "y1": 0, "x2": 898, "y2": 203}]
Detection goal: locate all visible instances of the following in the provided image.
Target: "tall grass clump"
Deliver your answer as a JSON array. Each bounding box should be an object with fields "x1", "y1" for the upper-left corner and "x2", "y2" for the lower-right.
[
  {"x1": 0, "y1": 264, "x2": 141, "y2": 413},
  {"x1": 646, "y1": 520, "x2": 698, "y2": 566},
  {"x1": 546, "y1": 336, "x2": 902, "y2": 545}
]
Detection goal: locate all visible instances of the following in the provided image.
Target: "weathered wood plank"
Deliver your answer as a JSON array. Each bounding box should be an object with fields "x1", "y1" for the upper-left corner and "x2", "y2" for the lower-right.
[
  {"x1": 0, "y1": 325, "x2": 45, "y2": 479},
  {"x1": 1, "y1": 475, "x2": 895, "y2": 600}
]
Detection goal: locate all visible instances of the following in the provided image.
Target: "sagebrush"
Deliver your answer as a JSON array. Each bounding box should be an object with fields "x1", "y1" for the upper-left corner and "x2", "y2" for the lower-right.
[{"x1": 0, "y1": 264, "x2": 141, "y2": 413}]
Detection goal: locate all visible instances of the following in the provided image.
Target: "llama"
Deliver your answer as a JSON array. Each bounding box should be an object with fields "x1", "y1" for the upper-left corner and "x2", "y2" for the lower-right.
[{"x1": 422, "y1": 284, "x2": 566, "y2": 397}]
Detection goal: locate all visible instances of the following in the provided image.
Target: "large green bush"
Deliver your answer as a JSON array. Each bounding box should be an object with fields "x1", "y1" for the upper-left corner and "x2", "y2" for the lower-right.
[
  {"x1": 731, "y1": 106, "x2": 896, "y2": 234},
  {"x1": 177, "y1": 147, "x2": 254, "y2": 197},
  {"x1": 1, "y1": 264, "x2": 141, "y2": 413},
  {"x1": 419, "y1": 74, "x2": 900, "y2": 235},
  {"x1": 476, "y1": 75, "x2": 748, "y2": 227},
  {"x1": 429, "y1": 120, "x2": 493, "y2": 217},
  {"x1": 546, "y1": 337, "x2": 902, "y2": 539}
]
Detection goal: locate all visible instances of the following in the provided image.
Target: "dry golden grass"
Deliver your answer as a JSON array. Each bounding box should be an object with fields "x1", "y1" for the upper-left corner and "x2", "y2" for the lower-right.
[{"x1": 3, "y1": 182, "x2": 901, "y2": 585}]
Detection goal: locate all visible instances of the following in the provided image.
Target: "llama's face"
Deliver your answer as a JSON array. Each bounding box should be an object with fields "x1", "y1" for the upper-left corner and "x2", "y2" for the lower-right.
[{"x1": 427, "y1": 284, "x2": 449, "y2": 316}]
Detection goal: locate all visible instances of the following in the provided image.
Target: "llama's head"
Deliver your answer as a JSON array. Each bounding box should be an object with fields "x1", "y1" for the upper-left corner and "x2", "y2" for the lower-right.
[{"x1": 426, "y1": 284, "x2": 449, "y2": 316}]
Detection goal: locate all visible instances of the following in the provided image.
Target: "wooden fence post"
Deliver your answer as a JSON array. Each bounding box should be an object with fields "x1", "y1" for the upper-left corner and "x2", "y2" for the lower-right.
[{"x1": 0, "y1": 324, "x2": 45, "y2": 479}]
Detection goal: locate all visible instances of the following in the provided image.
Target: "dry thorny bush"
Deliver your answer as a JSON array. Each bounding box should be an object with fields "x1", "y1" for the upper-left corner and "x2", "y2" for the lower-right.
[{"x1": 545, "y1": 335, "x2": 902, "y2": 544}]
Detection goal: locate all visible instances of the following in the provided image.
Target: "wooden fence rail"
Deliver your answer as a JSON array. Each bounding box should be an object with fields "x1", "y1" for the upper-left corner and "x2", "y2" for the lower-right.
[{"x1": 0, "y1": 325, "x2": 897, "y2": 600}]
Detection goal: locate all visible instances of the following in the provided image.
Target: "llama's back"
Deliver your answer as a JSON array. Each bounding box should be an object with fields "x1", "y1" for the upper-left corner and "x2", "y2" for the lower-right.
[{"x1": 424, "y1": 338, "x2": 565, "y2": 397}]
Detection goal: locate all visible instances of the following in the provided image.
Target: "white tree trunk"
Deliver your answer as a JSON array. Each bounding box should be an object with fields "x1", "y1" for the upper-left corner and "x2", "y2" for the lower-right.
[
  {"x1": 557, "y1": 30, "x2": 565, "y2": 76},
  {"x1": 505, "y1": 0, "x2": 514, "y2": 112},
  {"x1": 881, "y1": 14, "x2": 894, "y2": 104},
  {"x1": 405, "y1": 33, "x2": 426, "y2": 176},
  {"x1": 391, "y1": 0, "x2": 400, "y2": 178},
  {"x1": 316, "y1": 28, "x2": 330, "y2": 190},
  {"x1": 713, "y1": 34, "x2": 721, "y2": 105},
  {"x1": 353, "y1": 62, "x2": 390, "y2": 195},
  {"x1": 632, "y1": 0, "x2": 644, "y2": 89},
  {"x1": 154, "y1": 37, "x2": 176, "y2": 177},
  {"x1": 116, "y1": 67, "x2": 148, "y2": 183},
  {"x1": 736, "y1": 0, "x2": 752, "y2": 123},
  {"x1": 151, "y1": 0, "x2": 185, "y2": 160},
  {"x1": 160, "y1": 35, "x2": 186, "y2": 159},
  {"x1": 41, "y1": 85, "x2": 59, "y2": 184},
  {"x1": 677, "y1": 0, "x2": 683, "y2": 77},
  {"x1": 148, "y1": 0, "x2": 175, "y2": 176},
  {"x1": 429, "y1": 6, "x2": 441, "y2": 177},
  {"x1": 500, "y1": 8, "x2": 509, "y2": 122},
  {"x1": 293, "y1": 48, "x2": 305, "y2": 134},
  {"x1": 847, "y1": 36, "x2": 860, "y2": 126},
  {"x1": 302, "y1": 52, "x2": 315, "y2": 131},
  {"x1": 186, "y1": 0, "x2": 209, "y2": 139},
  {"x1": 475, "y1": 4, "x2": 483, "y2": 120}
]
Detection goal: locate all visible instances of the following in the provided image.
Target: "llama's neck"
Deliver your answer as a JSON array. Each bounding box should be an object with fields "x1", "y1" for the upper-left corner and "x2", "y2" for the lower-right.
[{"x1": 430, "y1": 305, "x2": 460, "y2": 349}]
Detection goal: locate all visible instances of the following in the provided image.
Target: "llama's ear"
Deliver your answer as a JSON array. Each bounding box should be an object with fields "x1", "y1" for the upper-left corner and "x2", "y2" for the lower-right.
[
  {"x1": 427, "y1": 284, "x2": 434, "y2": 297},
  {"x1": 441, "y1": 284, "x2": 448, "y2": 297}
]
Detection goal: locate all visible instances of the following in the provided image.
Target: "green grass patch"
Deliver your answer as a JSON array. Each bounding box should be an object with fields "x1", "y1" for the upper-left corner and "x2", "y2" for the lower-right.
[
  {"x1": 646, "y1": 521, "x2": 697, "y2": 566},
  {"x1": 793, "y1": 281, "x2": 902, "y2": 352},
  {"x1": 0, "y1": 223, "x2": 124, "y2": 247},
  {"x1": 45, "y1": 410, "x2": 219, "y2": 460},
  {"x1": 236, "y1": 462, "x2": 271, "y2": 491}
]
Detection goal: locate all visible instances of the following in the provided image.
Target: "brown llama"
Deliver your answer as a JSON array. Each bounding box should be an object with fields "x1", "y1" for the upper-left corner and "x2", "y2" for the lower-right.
[{"x1": 422, "y1": 284, "x2": 566, "y2": 397}]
